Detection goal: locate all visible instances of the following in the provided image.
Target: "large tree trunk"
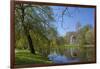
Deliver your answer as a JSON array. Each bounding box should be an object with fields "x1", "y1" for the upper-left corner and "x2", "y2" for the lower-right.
[
  {"x1": 26, "y1": 33, "x2": 35, "y2": 54},
  {"x1": 20, "y1": 4, "x2": 35, "y2": 54}
]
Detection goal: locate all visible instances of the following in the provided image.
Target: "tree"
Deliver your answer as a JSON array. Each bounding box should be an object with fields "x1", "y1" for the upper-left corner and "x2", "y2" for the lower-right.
[
  {"x1": 77, "y1": 24, "x2": 94, "y2": 45},
  {"x1": 85, "y1": 27, "x2": 94, "y2": 44},
  {"x1": 15, "y1": 3, "x2": 55, "y2": 54}
]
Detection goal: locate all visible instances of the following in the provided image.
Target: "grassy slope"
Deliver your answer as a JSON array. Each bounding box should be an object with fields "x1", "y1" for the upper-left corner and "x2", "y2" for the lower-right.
[{"x1": 15, "y1": 50, "x2": 52, "y2": 65}]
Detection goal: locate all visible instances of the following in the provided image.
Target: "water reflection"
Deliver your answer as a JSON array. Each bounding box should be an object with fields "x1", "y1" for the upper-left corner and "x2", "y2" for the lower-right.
[{"x1": 48, "y1": 52, "x2": 79, "y2": 64}]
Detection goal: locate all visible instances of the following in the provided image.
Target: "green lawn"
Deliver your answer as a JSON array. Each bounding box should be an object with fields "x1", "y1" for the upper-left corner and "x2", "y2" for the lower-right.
[{"x1": 15, "y1": 50, "x2": 53, "y2": 65}]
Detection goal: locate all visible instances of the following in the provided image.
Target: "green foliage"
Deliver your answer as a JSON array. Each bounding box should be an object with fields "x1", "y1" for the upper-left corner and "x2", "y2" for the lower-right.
[
  {"x1": 77, "y1": 24, "x2": 94, "y2": 45},
  {"x1": 85, "y1": 29, "x2": 94, "y2": 44},
  {"x1": 15, "y1": 34, "x2": 28, "y2": 49},
  {"x1": 15, "y1": 3, "x2": 57, "y2": 55}
]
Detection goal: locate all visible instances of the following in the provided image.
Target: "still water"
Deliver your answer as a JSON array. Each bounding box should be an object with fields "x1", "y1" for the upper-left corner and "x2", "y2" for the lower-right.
[{"x1": 48, "y1": 52, "x2": 79, "y2": 64}]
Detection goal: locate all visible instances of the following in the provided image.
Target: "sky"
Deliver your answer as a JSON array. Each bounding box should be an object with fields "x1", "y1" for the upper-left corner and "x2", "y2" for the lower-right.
[{"x1": 50, "y1": 6, "x2": 95, "y2": 36}]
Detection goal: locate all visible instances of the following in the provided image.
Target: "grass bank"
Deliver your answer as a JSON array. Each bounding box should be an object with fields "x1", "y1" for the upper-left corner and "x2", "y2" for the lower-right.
[{"x1": 15, "y1": 50, "x2": 53, "y2": 65}]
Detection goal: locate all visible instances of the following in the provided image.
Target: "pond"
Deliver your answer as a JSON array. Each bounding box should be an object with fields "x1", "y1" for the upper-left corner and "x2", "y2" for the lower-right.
[{"x1": 48, "y1": 52, "x2": 80, "y2": 64}]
